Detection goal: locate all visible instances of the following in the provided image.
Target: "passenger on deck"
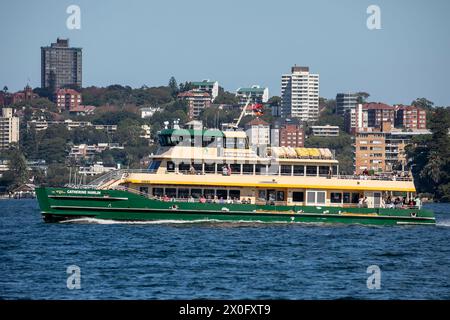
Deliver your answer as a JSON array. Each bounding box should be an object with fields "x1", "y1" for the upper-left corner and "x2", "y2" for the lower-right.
[
  {"x1": 163, "y1": 194, "x2": 170, "y2": 202},
  {"x1": 415, "y1": 196, "x2": 422, "y2": 209},
  {"x1": 188, "y1": 196, "x2": 195, "y2": 203},
  {"x1": 362, "y1": 197, "x2": 368, "y2": 208},
  {"x1": 219, "y1": 197, "x2": 224, "y2": 204},
  {"x1": 199, "y1": 195, "x2": 206, "y2": 203}
]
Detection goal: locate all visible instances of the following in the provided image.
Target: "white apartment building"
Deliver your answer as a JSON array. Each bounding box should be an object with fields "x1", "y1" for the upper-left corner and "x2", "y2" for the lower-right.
[
  {"x1": 310, "y1": 125, "x2": 340, "y2": 137},
  {"x1": 245, "y1": 118, "x2": 270, "y2": 147},
  {"x1": 191, "y1": 80, "x2": 219, "y2": 101},
  {"x1": 236, "y1": 85, "x2": 269, "y2": 106},
  {"x1": 0, "y1": 108, "x2": 20, "y2": 149},
  {"x1": 281, "y1": 66, "x2": 319, "y2": 121}
]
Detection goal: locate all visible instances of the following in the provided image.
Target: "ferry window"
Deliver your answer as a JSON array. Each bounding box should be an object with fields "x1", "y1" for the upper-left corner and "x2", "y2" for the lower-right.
[
  {"x1": 178, "y1": 188, "x2": 189, "y2": 199},
  {"x1": 319, "y1": 166, "x2": 330, "y2": 176},
  {"x1": 193, "y1": 163, "x2": 202, "y2": 172},
  {"x1": 281, "y1": 165, "x2": 292, "y2": 175},
  {"x1": 179, "y1": 163, "x2": 190, "y2": 172},
  {"x1": 204, "y1": 189, "x2": 215, "y2": 198},
  {"x1": 230, "y1": 164, "x2": 241, "y2": 174},
  {"x1": 255, "y1": 164, "x2": 264, "y2": 175},
  {"x1": 167, "y1": 161, "x2": 175, "y2": 172},
  {"x1": 139, "y1": 187, "x2": 149, "y2": 194},
  {"x1": 204, "y1": 163, "x2": 216, "y2": 173},
  {"x1": 331, "y1": 192, "x2": 342, "y2": 203},
  {"x1": 317, "y1": 191, "x2": 326, "y2": 204},
  {"x1": 202, "y1": 136, "x2": 216, "y2": 148},
  {"x1": 332, "y1": 166, "x2": 338, "y2": 175},
  {"x1": 293, "y1": 165, "x2": 304, "y2": 176},
  {"x1": 307, "y1": 191, "x2": 316, "y2": 204},
  {"x1": 277, "y1": 191, "x2": 285, "y2": 201},
  {"x1": 216, "y1": 189, "x2": 228, "y2": 199},
  {"x1": 148, "y1": 161, "x2": 161, "y2": 172},
  {"x1": 243, "y1": 164, "x2": 253, "y2": 174},
  {"x1": 153, "y1": 188, "x2": 164, "y2": 197},
  {"x1": 352, "y1": 193, "x2": 360, "y2": 204},
  {"x1": 229, "y1": 190, "x2": 240, "y2": 199},
  {"x1": 306, "y1": 166, "x2": 317, "y2": 176},
  {"x1": 225, "y1": 138, "x2": 235, "y2": 149},
  {"x1": 165, "y1": 188, "x2": 177, "y2": 198},
  {"x1": 237, "y1": 138, "x2": 246, "y2": 149},
  {"x1": 292, "y1": 192, "x2": 304, "y2": 202},
  {"x1": 343, "y1": 192, "x2": 351, "y2": 203},
  {"x1": 258, "y1": 190, "x2": 266, "y2": 201},
  {"x1": 191, "y1": 188, "x2": 202, "y2": 198}
]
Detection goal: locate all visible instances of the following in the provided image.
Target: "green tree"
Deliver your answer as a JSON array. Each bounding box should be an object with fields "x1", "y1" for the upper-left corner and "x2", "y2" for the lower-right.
[
  {"x1": 168, "y1": 77, "x2": 178, "y2": 97},
  {"x1": 411, "y1": 98, "x2": 434, "y2": 110},
  {"x1": 3, "y1": 146, "x2": 29, "y2": 190},
  {"x1": 213, "y1": 87, "x2": 239, "y2": 104},
  {"x1": 407, "y1": 107, "x2": 450, "y2": 201}
]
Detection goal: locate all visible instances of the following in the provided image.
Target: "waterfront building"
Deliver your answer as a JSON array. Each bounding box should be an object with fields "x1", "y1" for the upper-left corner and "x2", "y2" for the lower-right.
[
  {"x1": 55, "y1": 88, "x2": 82, "y2": 112},
  {"x1": 178, "y1": 90, "x2": 212, "y2": 120},
  {"x1": 354, "y1": 122, "x2": 431, "y2": 175},
  {"x1": 191, "y1": 80, "x2": 219, "y2": 101},
  {"x1": 0, "y1": 108, "x2": 20, "y2": 149},
  {"x1": 236, "y1": 85, "x2": 269, "y2": 106},
  {"x1": 394, "y1": 105, "x2": 427, "y2": 130},
  {"x1": 311, "y1": 125, "x2": 340, "y2": 137},
  {"x1": 276, "y1": 119, "x2": 304, "y2": 147},
  {"x1": 336, "y1": 92, "x2": 358, "y2": 115},
  {"x1": 281, "y1": 65, "x2": 319, "y2": 121},
  {"x1": 41, "y1": 38, "x2": 82, "y2": 89},
  {"x1": 245, "y1": 118, "x2": 270, "y2": 148}
]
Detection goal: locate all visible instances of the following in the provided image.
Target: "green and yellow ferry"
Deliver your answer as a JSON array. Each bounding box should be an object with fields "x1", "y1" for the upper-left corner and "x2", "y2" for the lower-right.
[{"x1": 36, "y1": 126, "x2": 435, "y2": 226}]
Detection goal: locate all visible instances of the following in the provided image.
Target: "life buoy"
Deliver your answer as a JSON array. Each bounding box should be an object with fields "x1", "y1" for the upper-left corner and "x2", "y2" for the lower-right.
[
  {"x1": 171, "y1": 205, "x2": 179, "y2": 210},
  {"x1": 410, "y1": 212, "x2": 417, "y2": 218}
]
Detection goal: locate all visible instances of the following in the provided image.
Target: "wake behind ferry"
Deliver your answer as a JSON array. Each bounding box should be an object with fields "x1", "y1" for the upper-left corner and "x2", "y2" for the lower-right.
[{"x1": 36, "y1": 119, "x2": 435, "y2": 226}]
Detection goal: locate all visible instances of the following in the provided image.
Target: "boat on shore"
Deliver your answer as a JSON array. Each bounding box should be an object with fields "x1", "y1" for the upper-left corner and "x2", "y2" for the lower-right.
[{"x1": 36, "y1": 124, "x2": 435, "y2": 226}]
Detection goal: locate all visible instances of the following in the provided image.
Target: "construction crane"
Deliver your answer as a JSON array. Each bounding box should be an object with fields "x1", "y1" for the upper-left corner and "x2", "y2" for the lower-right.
[{"x1": 226, "y1": 97, "x2": 264, "y2": 130}]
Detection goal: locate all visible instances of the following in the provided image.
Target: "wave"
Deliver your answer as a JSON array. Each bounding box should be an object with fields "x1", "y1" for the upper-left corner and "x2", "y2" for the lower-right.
[
  {"x1": 436, "y1": 219, "x2": 450, "y2": 227},
  {"x1": 59, "y1": 217, "x2": 334, "y2": 226}
]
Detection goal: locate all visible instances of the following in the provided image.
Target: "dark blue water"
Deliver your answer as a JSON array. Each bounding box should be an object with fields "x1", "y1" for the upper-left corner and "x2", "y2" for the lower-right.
[{"x1": 1, "y1": 199, "x2": 449, "y2": 300}]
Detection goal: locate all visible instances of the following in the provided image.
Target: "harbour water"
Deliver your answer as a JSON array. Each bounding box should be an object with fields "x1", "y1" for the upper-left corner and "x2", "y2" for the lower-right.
[{"x1": 1, "y1": 199, "x2": 449, "y2": 299}]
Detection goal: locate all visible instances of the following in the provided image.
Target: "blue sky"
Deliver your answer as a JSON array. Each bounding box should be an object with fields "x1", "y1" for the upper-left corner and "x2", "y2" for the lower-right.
[{"x1": 1, "y1": 0, "x2": 449, "y2": 105}]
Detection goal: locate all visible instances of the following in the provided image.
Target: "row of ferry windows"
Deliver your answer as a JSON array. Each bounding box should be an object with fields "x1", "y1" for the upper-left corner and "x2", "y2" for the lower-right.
[
  {"x1": 150, "y1": 187, "x2": 241, "y2": 200},
  {"x1": 167, "y1": 162, "x2": 337, "y2": 176},
  {"x1": 159, "y1": 135, "x2": 248, "y2": 149},
  {"x1": 141, "y1": 187, "x2": 360, "y2": 205}
]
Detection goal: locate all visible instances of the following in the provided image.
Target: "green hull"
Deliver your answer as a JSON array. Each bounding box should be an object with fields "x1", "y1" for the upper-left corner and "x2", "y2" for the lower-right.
[{"x1": 36, "y1": 187, "x2": 435, "y2": 226}]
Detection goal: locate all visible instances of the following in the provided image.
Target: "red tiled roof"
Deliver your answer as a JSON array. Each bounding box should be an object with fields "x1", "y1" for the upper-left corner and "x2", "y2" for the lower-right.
[
  {"x1": 363, "y1": 102, "x2": 394, "y2": 110},
  {"x1": 246, "y1": 117, "x2": 269, "y2": 126}
]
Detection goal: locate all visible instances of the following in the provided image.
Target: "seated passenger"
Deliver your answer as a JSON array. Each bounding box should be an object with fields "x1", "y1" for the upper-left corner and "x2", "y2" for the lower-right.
[{"x1": 199, "y1": 196, "x2": 206, "y2": 203}]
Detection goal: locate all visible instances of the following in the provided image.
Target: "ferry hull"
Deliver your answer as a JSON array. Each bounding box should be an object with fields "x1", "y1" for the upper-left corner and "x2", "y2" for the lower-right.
[{"x1": 36, "y1": 187, "x2": 436, "y2": 226}]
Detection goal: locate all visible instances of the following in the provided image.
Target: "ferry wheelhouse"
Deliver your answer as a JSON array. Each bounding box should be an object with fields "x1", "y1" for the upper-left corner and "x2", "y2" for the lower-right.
[{"x1": 36, "y1": 126, "x2": 435, "y2": 226}]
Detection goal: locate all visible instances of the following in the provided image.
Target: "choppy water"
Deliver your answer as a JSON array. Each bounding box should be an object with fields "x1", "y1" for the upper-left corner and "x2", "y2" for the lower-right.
[{"x1": 0, "y1": 200, "x2": 449, "y2": 299}]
